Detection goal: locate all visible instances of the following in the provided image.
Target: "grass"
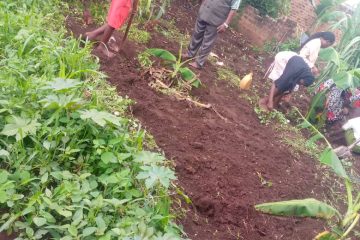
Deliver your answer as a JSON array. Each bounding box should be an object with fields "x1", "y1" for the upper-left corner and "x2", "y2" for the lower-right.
[
  {"x1": 216, "y1": 67, "x2": 241, "y2": 86},
  {"x1": 125, "y1": 24, "x2": 152, "y2": 44},
  {"x1": 155, "y1": 19, "x2": 190, "y2": 46}
]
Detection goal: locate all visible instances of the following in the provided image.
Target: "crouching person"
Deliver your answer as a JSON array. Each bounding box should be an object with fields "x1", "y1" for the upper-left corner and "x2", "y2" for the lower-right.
[{"x1": 259, "y1": 56, "x2": 315, "y2": 111}]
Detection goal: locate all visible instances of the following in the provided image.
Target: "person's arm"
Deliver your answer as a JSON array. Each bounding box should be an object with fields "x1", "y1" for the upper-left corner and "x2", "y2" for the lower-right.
[
  {"x1": 218, "y1": 0, "x2": 240, "y2": 32},
  {"x1": 217, "y1": 10, "x2": 237, "y2": 32},
  {"x1": 267, "y1": 83, "x2": 278, "y2": 110}
]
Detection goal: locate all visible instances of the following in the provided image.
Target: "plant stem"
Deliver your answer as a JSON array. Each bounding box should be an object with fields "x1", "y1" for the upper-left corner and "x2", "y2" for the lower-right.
[
  {"x1": 295, "y1": 108, "x2": 332, "y2": 147},
  {"x1": 340, "y1": 213, "x2": 360, "y2": 240}
]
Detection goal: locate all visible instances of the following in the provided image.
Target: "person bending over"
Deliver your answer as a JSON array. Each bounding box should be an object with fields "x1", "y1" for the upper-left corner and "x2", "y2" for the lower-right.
[
  {"x1": 85, "y1": 0, "x2": 132, "y2": 57},
  {"x1": 260, "y1": 56, "x2": 315, "y2": 111}
]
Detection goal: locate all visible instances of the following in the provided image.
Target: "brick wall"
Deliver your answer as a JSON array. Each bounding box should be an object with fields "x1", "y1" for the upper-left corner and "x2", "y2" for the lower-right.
[{"x1": 235, "y1": 0, "x2": 320, "y2": 46}]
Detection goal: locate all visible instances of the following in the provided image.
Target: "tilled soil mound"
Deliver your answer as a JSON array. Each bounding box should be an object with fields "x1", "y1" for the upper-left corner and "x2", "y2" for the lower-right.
[{"x1": 66, "y1": 1, "x2": 332, "y2": 239}]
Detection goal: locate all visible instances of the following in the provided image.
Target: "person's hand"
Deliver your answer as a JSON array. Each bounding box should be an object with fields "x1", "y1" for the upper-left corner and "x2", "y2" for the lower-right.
[
  {"x1": 311, "y1": 66, "x2": 320, "y2": 76},
  {"x1": 217, "y1": 23, "x2": 228, "y2": 33}
]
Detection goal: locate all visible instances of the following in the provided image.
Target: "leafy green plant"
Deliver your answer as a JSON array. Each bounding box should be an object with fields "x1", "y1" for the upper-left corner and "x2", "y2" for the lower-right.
[
  {"x1": 145, "y1": 45, "x2": 201, "y2": 88},
  {"x1": 217, "y1": 67, "x2": 241, "y2": 86},
  {"x1": 307, "y1": 4, "x2": 360, "y2": 124},
  {"x1": 263, "y1": 37, "x2": 300, "y2": 54},
  {"x1": 0, "y1": 1, "x2": 184, "y2": 239},
  {"x1": 138, "y1": 0, "x2": 172, "y2": 21},
  {"x1": 254, "y1": 107, "x2": 289, "y2": 126},
  {"x1": 243, "y1": 0, "x2": 291, "y2": 18},
  {"x1": 256, "y1": 110, "x2": 360, "y2": 239},
  {"x1": 124, "y1": 24, "x2": 151, "y2": 44}
]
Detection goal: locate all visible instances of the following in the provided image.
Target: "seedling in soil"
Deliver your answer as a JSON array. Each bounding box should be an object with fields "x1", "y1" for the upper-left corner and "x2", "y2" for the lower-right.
[
  {"x1": 254, "y1": 106, "x2": 289, "y2": 126},
  {"x1": 256, "y1": 172, "x2": 273, "y2": 188},
  {"x1": 144, "y1": 43, "x2": 201, "y2": 90}
]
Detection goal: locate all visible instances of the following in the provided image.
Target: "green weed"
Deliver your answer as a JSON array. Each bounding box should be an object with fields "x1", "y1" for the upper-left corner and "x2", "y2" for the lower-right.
[
  {"x1": 0, "y1": 1, "x2": 183, "y2": 239},
  {"x1": 155, "y1": 19, "x2": 190, "y2": 46},
  {"x1": 217, "y1": 67, "x2": 241, "y2": 86},
  {"x1": 125, "y1": 24, "x2": 152, "y2": 44}
]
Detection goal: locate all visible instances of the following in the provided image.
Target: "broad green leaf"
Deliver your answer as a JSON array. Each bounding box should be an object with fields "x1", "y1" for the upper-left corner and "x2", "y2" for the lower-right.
[
  {"x1": 67, "y1": 225, "x2": 78, "y2": 236},
  {"x1": 332, "y1": 71, "x2": 353, "y2": 90},
  {"x1": 104, "y1": 198, "x2": 130, "y2": 207},
  {"x1": 101, "y1": 152, "x2": 117, "y2": 164},
  {"x1": 0, "y1": 149, "x2": 9, "y2": 157},
  {"x1": 40, "y1": 94, "x2": 81, "y2": 110},
  {"x1": 33, "y1": 217, "x2": 47, "y2": 227},
  {"x1": 179, "y1": 67, "x2": 196, "y2": 81},
  {"x1": 72, "y1": 209, "x2": 83, "y2": 226},
  {"x1": 45, "y1": 78, "x2": 81, "y2": 91},
  {"x1": 1, "y1": 117, "x2": 40, "y2": 141},
  {"x1": 319, "y1": 47, "x2": 340, "y2": 66},
  {"x1": 191, "y1": 79, "x2": 201, "y2": 88},
  {"x1": 96, "y1": 215, "x2": 107, "y2": 233},
  {"x1": 41, "y1": 173, "x2": 49, "y2": 183},
  {"x1": 133, "y1": 151, "x2": 165, "y2": 165},
  {"x1": 147, "y1": 48, "x2": 176, "y2": 62},
  {"x1": 56, "y1": 208, "x2": 72, "y2": 218},
  {"x1": 0, "y1": 191, "x2": 8, "y2": 203},
  {"x1": 320, "y1": 147, "x2": 348, "y2": 179},
  {"x1": 255, "y1": 198, "x2": 338, "y2": 219},
  {"x1": 0, "y1": 170, "x2": 9, "y2": 184},
  {"x1": 79, "y1": 109, "x2": 121, "y2": 127},
  {"x1": 136, "y1": 166, "x2": 176, "y2": 189},
  {"x1": 82, "y1": 227, "x2": 97, "y2": 237}
]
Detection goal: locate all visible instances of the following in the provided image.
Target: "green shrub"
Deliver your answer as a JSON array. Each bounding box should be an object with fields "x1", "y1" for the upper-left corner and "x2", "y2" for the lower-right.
[{"x1": 243, "y1": 0, "x2": 291, "y2": 18}]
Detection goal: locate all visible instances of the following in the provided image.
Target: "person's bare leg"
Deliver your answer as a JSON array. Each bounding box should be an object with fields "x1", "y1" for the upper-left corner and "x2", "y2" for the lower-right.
[
  {"x1": 273, "y1": 94, "x2": 284, "y2": 109},
  {"x1": 85, "y1": 24, "x2": 107, "y2": 41}
]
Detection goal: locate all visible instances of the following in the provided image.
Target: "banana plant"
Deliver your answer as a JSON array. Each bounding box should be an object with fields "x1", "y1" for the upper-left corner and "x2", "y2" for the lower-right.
[
  {"x1": 307, "y1": 4, "x2": 360, "y2": 124},
  {"x1": 256, "y1": 110, "x2": 360, "y2": 239},
  {"x1": 146, "y1": 44, "x2": 201, "y2": 88}
]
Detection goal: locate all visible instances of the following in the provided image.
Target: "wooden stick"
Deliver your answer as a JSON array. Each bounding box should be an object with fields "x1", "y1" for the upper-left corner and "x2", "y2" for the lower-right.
[
  {"x1": 154, "y1": 80, "x2": 228, "y2": 121},
  {"x1": 119, "y1": 0, "x2": 139, "y2": 50}
]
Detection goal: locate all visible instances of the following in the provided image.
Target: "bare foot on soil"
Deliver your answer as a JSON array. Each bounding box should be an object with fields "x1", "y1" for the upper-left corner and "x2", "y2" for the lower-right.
[
  {"x1": 85, "y1": 32, "x2": 96, "y2": 41},
  {"x1": 182, "y1": 52, "x2": 192, "y2": 59},
  {"x1": 95, "y1": 44, "x2": 116, "y2": 58},
  {"x1": 258, "y1": 98, "x2": 269, "y2": 111},
  {"x1": 189, "y1": 61, "x2": 201, "y2": 69}
]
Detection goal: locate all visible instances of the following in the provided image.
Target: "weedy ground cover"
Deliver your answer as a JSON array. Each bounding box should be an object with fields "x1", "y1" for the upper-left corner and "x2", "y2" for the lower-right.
[{"x1": 0, "y1": 0, "x2": 184, "y2": 239}]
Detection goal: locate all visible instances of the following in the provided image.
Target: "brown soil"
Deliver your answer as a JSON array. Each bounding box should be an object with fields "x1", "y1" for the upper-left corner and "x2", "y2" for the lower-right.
[{"x1": 66, "y1": 1, "x2": 336, "y2": 239}]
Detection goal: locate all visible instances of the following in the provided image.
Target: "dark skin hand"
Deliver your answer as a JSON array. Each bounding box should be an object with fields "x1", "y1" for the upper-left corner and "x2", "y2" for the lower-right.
[{"x1": 217, "y1": 10, "x2": 236, "y2": 33}]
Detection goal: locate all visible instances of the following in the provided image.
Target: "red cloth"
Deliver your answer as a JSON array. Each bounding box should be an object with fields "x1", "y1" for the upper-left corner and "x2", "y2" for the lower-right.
[{"x1": 107, "y1": 0, "x2": 132, "y2": 29}]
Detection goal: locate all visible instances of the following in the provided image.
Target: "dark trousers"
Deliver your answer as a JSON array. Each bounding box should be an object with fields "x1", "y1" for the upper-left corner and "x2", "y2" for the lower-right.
[{"x1": 188, "y1": 18, "x2": 218, "y2": 67}]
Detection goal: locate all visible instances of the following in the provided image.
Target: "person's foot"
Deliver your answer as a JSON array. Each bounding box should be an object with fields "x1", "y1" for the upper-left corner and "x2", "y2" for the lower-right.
[
  {"x1": 258, "y1": 98, "x2": 269, "y2": 111},
  {"x1": 189, "y1": 61, "x2": 201, "y2": 69},
  {"x1": 95, "y1": 44, "x2": 116, "y2": 58},
  {"x1": 85, "y1": 32, "x2": 96, "y2": 41},
  {"x1": 182, "y1": 52, "x2": 192, "y2": 59}
]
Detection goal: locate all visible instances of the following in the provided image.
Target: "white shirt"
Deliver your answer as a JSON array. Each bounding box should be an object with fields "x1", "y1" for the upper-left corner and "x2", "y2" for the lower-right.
[
  {"x1": 299, "y1": 38, "x2": 321, "y2": 69},
  {"x1": 342, "y1": 117, "x2": 360, "y2": 146}
]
